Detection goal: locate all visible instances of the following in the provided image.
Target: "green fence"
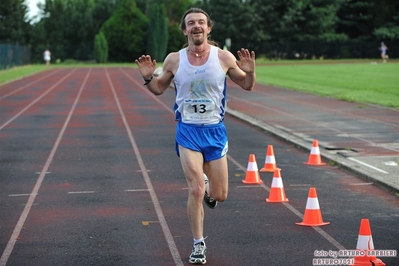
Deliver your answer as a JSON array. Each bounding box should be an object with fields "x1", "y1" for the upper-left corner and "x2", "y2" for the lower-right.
[{"x1": 0, "y1": 44, "x2": 31, "y2": 70}]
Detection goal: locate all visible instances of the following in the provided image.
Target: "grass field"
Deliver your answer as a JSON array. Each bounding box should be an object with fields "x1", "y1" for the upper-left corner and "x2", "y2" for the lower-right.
[
  {"x1": 1, "y1": 60, "x2": 398, "y2": 108},
  {"x1": 256, "y1": 61, "x2": 399, "y2": 108}
]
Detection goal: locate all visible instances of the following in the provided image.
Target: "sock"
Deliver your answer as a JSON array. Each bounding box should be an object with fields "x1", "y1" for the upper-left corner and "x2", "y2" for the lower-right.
[{"x1": 194, "y1": 237, "x2": 204, "y2": 245}]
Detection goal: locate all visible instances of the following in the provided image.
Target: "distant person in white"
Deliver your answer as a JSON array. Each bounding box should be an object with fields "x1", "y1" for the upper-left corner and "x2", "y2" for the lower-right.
[{"x1": 43, "y1": 49, "x2": 51, "y2": 66}]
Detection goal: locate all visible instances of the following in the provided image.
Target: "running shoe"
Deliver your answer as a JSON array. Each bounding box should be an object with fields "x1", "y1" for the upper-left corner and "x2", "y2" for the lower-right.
[
  {"x1": 189, "y1": 241, "x2": 207, "y2": 264},
  {"x1": 203, "y1": 174, "x2": 217, "y2": 209}
]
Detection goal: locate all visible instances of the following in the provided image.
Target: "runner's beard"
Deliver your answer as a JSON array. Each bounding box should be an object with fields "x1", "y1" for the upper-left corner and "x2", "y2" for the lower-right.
[
  {"x1": 191, "y1": 32, "x2": 206, "y2": 46},
  {"x1": 193, "y1": 37, "x2": 206, "y2": 46}
]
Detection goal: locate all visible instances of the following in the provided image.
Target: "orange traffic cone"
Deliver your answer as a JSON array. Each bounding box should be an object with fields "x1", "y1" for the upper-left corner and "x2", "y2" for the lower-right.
[
  {"x1": 266, "y1": 169, "x2": 288, "y2": 202},
  {"x1": 350, "y1": 219, "x2": 386, "y2": 266},
  {"x1": 296, "y1": 187, "x2": 330, "y2": 226},
  {"x1": 304, "y1": 140, "x2": 326, "y2": 166},
  {"x1": 260, "y1": 145, "x2": 278, "y2": 172},
  {"x1": 242, "y1": 154, "x2": 263, "y2": 184}
]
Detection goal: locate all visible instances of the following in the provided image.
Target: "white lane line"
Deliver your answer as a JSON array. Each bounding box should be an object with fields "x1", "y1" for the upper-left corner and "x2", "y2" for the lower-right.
[
  {"x1": 0, "y1": 69, "x2": 77, "y2": 131},
  {"x1": 0, "y1": 69, "x2": 91, "y2": 266},
  {"x1": 9, "y1": 194, "x2": 38, "y2": 197},
  {"x1": 125, "y1": 189, "x2": 150, "y2": 192},
  {"x1": 67, "y1": 191, "x2": 96, "y2": 194},
  {"x1": 106, "y1": 69, "x2": 183, "y2": 266},
  {"x1": 227, "y1": 154, "x2": 347, "y2": 251},
  {"x1": 119, "y1": 68, "x2": 173, "y2": 114},
  {"x1": 236, "y1": 185, "x2": 263, "y2": 188},
  {"x1": 348, "y1": 157, "x2": 389, "y2": 174},
  {"x1": 0, "y1": 69, "x2": 60, "y2": 101}
]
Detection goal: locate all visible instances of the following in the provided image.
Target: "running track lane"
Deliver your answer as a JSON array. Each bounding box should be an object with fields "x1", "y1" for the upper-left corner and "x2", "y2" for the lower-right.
[
  {"x1": 0, "y1": 68, "x2": 184, "y2": 265},
  {"x1": 1, "y1": 68, "x2": 398, "y2": 265}
]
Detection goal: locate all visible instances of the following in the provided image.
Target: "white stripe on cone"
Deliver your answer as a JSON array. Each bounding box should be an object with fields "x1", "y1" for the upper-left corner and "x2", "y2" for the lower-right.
[
  {"x1": 356, "y1": 235, "x2": 375, "y2": 250},
  {"x1": 311, "y1": 146, "x2": 320, "y2": 154},
  {"x1": 271, "y1": 177, "x2": 284, "y2": 188},
  {"x1": 266, "y1": 156, "x2": 276, "y2": 164},
  {"x1": 247, "y1": 161, "x2": 258, "y2": 171},
  {"x1": 305, "y1": 197, "x2": 320, "y2": 210}
]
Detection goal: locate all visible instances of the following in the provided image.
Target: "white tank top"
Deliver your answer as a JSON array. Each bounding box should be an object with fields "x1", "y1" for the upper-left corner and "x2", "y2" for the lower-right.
[{"x1": 174, "y1": 45, "x2": 227, "y2": 124}]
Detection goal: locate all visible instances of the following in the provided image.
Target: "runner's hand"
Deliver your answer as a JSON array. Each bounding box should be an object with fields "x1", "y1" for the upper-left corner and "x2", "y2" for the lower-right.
[
  {"x1": 135, "y1": 55, "x2": 157, "y2": 78},
  {"x1": 236, "y1": 48, "x2": 255, "y2": 74}
]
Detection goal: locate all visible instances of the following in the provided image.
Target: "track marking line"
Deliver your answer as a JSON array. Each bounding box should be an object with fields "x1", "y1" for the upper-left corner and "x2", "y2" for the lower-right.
[
  {"x1": 106, "y1": 69, "x2": 183, "y2": 266},
  {"x1": 348, "y1": 157, "x2": 389, "y2": 174},
  {"x1": 0, "y1": 69, "x2": 60, "y2": 101},
  {"x1": 0, "y1": 69, "x2": 91, "y2": 266},
  {"x1": 67, "y1": 191, "x2": 96, "y2": 194},
  {"x1": 119, "y1": 68, "x2": 173, "y2": 114},
  {"x1": 35, "y1": 172, "x2": 51, "y2": 174},
  {"x1": 8, "y1": 194, "x2": 38, "y2": 197},
  {"x1": 125, "y1": 189, "x2": 150, "y2": 192},
  {"x1": 236, "y1": 185, "x2": 263, "y2": 188},
  {"x1": 0, "y1": 69, "x2": 77, "y2": 131},
  {"x1": 227, "y1": 154, "x2": 347, "y2": 251}
]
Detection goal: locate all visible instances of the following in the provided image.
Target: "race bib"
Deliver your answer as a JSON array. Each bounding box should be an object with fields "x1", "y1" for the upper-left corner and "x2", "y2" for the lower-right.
[{"x1": 183, "y1": 98, "x2": 216, "y2": 121}]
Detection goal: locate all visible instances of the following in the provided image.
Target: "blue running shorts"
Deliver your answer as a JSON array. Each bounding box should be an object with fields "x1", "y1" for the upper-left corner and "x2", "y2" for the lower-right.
[{"x1": 175, "y1": 122, "x2": 228, "y2": 162}]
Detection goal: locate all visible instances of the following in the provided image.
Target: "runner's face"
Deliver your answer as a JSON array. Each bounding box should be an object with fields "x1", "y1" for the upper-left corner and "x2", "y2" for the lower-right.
[{"x1": 183, "y1": 13, "x2": 211, "y2": 45}]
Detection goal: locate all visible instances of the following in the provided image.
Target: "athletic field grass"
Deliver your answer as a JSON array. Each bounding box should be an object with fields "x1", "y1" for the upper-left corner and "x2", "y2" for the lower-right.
[
  {"x1": 256, "y1": 61, "x2": 399, "y2": 108},
  {"x1": 1, "y1": 60, "x2": 398, "y2": 108}
]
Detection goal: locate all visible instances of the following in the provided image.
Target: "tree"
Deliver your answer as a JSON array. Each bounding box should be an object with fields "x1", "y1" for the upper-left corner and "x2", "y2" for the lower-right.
[
  {"x1": 101, "y1": 0, "x2": 148, "y2": 62},
  {"x1": 0, "y1": 0, "x2": 31, "y2": 44},
  {"x1": 196, "y1": 0, "x2": 266, "y2": 47},
  {"x1": 248, "y1": 0, "x2": 347, "y2": 43},
  {"x1": 146, "y1": 1, "x2": 169, "y2": 61},
  {"x1": 94, "y1": 31, "x2": 108, "y2": 63},
  {"x1": 164, "y1": 0, "x2": 194, "y2": 24},
  {"x1": 300, "y1": 0, "x2": 348, "y2": 42},
  {"x1": 167, "y1": 23, "x2": 186, "y2": 54},
  {"x1": 92, "y1": 0, "x2": 123, "y2": 33},
  {"x1": 63, "y1": 0, "x2": 96, "y2": 60},
  {"x1": 29, "y1": 0, "x2": 121, "y2": 62},
  {"x1": 371, "y1": 0, "x2": 399, "y2": 40},
  {"x1": 336, "y1": 0, "x2": 375, "y2": 40},
  {"x1": 135, "y1": 0, "x2": 192, "y2": 55}
]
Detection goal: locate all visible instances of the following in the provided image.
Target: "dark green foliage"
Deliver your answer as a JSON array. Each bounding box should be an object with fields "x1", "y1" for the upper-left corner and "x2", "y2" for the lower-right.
[
  {"x1": 197, "y1": 0, "x2": 266, "y2": 46},
  {"x1": 28, "y1": 0, "x2": 121, "y2": 62},
  {"x1": 0, "y1": 0, "x2": 31, "y2": 44},
  {"x1": 94, "y1": 31, "x2": 108, "y2": 63},
  {"x1": 167, "y1": 23, "x2": 187, "y2": 54},
  {"x1": 337, "y1": 0, "x2": 399, "y2": 41},
  {"x1": 101, "y1": 0, "x2": 148, "y2": 62},
  {"x1": 146, "y1": 2, "x2": 169, "y2": 61},
  {"x1": 3, "y1": 0, "x2": 399, "y2": 64}
]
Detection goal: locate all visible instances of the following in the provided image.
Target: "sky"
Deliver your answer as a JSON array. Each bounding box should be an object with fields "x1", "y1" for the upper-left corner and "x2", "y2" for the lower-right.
[{"x1": 26, "y1": 0, "x2": 43, "y2": 21}]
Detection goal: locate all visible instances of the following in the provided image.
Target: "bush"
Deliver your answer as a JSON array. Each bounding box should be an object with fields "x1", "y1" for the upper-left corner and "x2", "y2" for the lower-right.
[
  {"x1": 101, "y1": 0, "x2": 148, "y2": 62},
  {"x1": 94, "y1": 31, "x2": 108, "y2": 63}
]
